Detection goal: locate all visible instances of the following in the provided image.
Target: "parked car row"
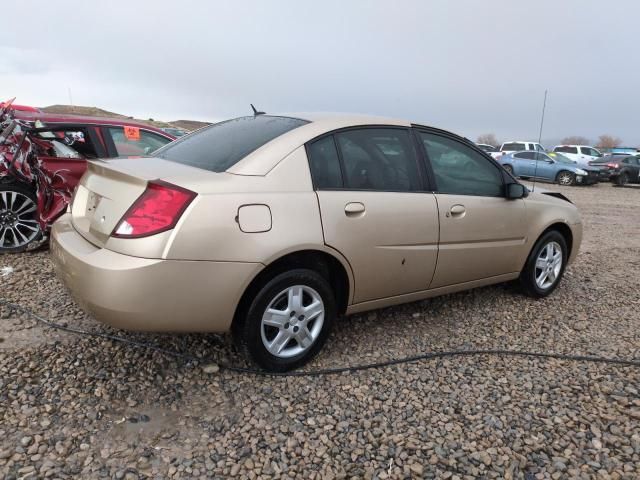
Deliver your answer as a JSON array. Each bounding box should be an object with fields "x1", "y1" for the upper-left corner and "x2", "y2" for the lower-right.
[
  {"x1": 0, "y1": 99, "x2": 175, "y2": 253},
  {"x1": 496, "y1": 151, "x2": 602, "y2": 186},
  {"x1": 478, "y1": 140, "x2": 640, "y2": 187}
]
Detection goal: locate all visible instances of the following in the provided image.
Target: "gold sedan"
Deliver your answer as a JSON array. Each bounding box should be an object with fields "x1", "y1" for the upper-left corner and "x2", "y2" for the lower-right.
[{"x1": 51, "y1": 113, "x2": 582, "y2": 371}]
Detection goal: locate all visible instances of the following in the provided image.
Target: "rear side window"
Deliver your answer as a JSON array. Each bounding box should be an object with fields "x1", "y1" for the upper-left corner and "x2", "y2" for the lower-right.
[
  {"x1": 307, "y1": 136, "x2": 343, "y2": 189},
  {"x1": 514, "y1": 152, "x2": 535, "y2": 160},
  {"x1": 555, "y1": 146, "x2": 578, "y2": 154},
  {"x1": 419, "y1": 132, "x2": 504, "y2": 197},
  {"x1": 155, "y1": 116, "x2": 308, "y2": 172},
  {"x1": 107, "y1": 127, "x2": 171, "y2": 157},
  {"x1": 502, "y1": 142, "x2": 526, "y2": 151},
  {"x1": 335, "y1": 128, "x2": 421, "y2": 191}
]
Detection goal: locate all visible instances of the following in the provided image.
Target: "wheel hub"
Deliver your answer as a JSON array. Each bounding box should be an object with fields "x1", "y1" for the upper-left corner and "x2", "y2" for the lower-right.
[{"x1": 260, "y1": 285, "x2": 325, "y2": 358}]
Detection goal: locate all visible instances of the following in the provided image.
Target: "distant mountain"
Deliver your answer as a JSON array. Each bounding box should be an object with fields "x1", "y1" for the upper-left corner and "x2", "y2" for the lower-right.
[{"x1": 40, "y1": 105, "x2": 211, "y2": 131}]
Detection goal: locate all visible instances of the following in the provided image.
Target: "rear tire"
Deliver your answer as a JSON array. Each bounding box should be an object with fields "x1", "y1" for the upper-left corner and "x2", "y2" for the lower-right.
[
  {"x1": 520, "y1": 231, "x2": 568, "y2": 298},
  {"x1": 233, "y1": 269, "x2": 336, "y2": 372},
  {"x1": 556, "y1": 171, "x2": 575, "y2": 186},
  {"x1": 614, "y1": 172, "x2": 629, "y2": 186},
  {"x1": 0, "y1": 183, "x2": 42, "y2": 254}
]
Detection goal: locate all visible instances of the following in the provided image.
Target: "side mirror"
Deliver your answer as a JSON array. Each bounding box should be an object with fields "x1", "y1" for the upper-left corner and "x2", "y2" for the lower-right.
[{"x1": 506, "y1": 183, "x2": 528, "y2": 199}]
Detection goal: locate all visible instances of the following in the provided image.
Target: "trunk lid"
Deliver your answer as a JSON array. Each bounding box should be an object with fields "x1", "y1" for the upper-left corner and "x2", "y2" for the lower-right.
[{"x1": 71, "y1": 157, "x2": 206, "y2": 249}]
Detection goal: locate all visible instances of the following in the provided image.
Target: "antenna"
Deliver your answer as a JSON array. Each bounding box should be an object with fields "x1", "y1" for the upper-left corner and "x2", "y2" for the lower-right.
[
  {"x1": 250, "y1": 104, "x2": 265, "y2": 116},
  {"x1": 531, "y1": 89, "x2": 548, "y2": 193}
]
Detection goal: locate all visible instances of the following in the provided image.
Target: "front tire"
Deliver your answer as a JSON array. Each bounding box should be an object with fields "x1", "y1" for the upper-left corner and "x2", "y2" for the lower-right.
[
  {"x1": 520, "y1": 231, "x2": 568, "y2": 298},
  {"x1": 0, "y1": 183, "x2": 42, "y2": 254},
  {"x1": 234, "y1": 269, "x2": 336, "y2": 372},
  {"x1": 556, "y1": 171, "x2": 575, "y2": 186}
]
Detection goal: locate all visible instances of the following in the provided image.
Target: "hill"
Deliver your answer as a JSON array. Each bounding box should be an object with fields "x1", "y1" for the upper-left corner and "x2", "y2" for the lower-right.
[{"x1": 40, "y1": 104, "x2": 211, "y2": 131}]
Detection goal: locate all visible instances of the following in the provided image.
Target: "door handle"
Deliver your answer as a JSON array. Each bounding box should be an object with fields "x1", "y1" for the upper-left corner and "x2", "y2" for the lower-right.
[
  {"x1": 447, "y1": 204, "x2": 466, "y2": 217},
  {"x1": 344, "y1": 202, "x2": 365, "y2": 216}
]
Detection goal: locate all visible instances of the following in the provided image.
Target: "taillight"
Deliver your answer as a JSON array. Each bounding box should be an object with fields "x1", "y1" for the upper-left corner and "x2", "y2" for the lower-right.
[
  {"x1": 606, "y1": 163, "x2": 619, "y2": 168},
  {"x1": 112, "y1": 180, "x2": 196, "y2": 238}
]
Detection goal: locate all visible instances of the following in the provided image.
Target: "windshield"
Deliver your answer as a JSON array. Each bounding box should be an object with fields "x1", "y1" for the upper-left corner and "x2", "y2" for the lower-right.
[
  {"x1": 155, "y1": 115, "x2": 309, "y2": 172},
  {"x1": 548, "y1": 152, "x2": 574, "y2": 164}
]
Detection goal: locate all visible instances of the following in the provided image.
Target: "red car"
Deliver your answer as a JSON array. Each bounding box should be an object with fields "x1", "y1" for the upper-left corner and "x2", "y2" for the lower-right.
[{"x1": 0, "y1": 103, "x2": 175, "y2": 253}]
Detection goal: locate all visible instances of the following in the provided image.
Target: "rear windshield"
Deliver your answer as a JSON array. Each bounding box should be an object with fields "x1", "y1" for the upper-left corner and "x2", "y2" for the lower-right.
[
  {"x1": 154, "y1": 115, "x2": 308, "y2": 172},
  {"x1": 554, "y1": 146, "x2": 578, "y2": 154},
  {"x1": 502, "y1": 142, "x2": 526, "y2": 151}
]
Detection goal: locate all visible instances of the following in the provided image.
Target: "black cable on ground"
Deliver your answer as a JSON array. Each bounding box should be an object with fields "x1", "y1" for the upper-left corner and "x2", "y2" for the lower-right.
[{"x1": 2, "y1": 298, "x2": 639, "y2": 377}]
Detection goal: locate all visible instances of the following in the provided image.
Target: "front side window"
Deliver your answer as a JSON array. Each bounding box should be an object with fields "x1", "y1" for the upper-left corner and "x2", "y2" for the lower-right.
[
  {"x1": 155, "y1": 116, "x2": 308, "y2": 172},
  {"x1": 419, "y1": 132, "x2": 504, "y2": 197},
  {"x1": 515, "y1": 152, "x2": 535, "y2": 160},
  {"x1": 334, "y1": 128, "x2": 421, "y2": 191},
  {"x1": 108, "y1": 127, "x2": 172, "y2": 157}
]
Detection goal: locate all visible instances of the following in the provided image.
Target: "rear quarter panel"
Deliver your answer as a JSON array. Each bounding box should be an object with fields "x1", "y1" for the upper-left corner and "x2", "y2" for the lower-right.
[{"x1": 164, "y1": 146, "x2": 327, "y2": 263}]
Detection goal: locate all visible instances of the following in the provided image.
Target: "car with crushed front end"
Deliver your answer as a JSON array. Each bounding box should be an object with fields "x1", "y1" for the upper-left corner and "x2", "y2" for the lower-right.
[
  {"x1": 497, "y1": 151, "x2": 602, "y2": 186},
  {"x1": 50, "y1": 113, "x2": 582, "y2": 371},
  {"x1": 589, "y1": 154, "x2": 640, "y2": 186},
  {"x1": 0, "y1": 101, "x2": 175, "y2": 253}
]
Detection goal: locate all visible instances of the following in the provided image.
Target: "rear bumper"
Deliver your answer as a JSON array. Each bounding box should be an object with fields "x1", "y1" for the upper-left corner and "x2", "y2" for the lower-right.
[{"x1": 50, "y1": 214, "x2": 263, "y2": 332}]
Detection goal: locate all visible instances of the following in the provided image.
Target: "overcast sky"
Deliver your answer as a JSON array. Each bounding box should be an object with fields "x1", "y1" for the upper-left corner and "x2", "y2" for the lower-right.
[{"x1": 2, "y1": 1, "x2": 639, "y2": 145}]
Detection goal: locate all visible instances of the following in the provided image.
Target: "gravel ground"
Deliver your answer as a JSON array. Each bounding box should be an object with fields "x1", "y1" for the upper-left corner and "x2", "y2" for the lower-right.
[{"x1": 1, "y1": 182, "x2": 639, "y2": 479}]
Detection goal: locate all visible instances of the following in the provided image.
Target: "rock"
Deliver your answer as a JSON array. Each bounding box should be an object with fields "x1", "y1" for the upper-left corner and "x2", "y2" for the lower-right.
[{"x1": 202, "y1": 364, "x2": 220, "y2": 374}]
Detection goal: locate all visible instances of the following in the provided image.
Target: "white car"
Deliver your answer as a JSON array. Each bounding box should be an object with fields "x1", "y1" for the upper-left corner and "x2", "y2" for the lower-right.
[
  {"x1": 552, "y1": 145, "x2": 603, "y2": 167},
  {"x1": 489, "y1": 141, "x2": 545, "y2": 159}
]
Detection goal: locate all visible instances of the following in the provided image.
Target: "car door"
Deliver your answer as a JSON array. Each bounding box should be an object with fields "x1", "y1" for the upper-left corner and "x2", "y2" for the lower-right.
[
  {"x1": 416, "y1": 130, "x2": 528, "y2": 288},
  {"x1": 532, "y1": 152, "x2": 557, "y2": 180},
  {"x1": 513, "y1": 151, "x2": 536, "y2": 176},
  {"x1": 625, "y1": 157, "x2": 640, "y2": 182},
  {"x1": 308, "y1": 128, "x2": 439, "y2": 304},
  {"x1": 33, "y1": 126, "x2": 104, "y2": 189}
]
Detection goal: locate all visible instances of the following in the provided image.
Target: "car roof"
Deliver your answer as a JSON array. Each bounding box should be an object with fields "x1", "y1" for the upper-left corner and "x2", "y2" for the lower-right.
[
  {"x1": 227, "y1": 113, "x2": 413, "y2": 175},
  {"x1": 13, "y1": 111, "x2": 172, "y2": 136},
  {"x1": 554, "y1": 144, "x2": 593, "y2": 148}
]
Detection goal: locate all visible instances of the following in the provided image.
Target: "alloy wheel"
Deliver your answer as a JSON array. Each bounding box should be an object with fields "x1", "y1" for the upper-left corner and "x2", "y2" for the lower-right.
[
  {"x1": 557, "y1": 172, "x2": 573, "y2": 186},
  {"x1": 0, "y1": 190, "x2": 40, "y2": 249},
  {"x1": 260, "y1": 285, "x2": 325, "y2": 358},
  {"x1": 534, "y1": 241, "x2": 563, "y2": 290}
]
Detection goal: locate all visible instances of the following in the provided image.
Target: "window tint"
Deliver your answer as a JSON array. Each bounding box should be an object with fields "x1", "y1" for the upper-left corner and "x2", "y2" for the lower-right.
[
  {"x1": 515, "y1": 152, "x2": 535, "y2": 160},
  {"x1": 334, "y1": 129, "x2": 421, "y2": 191},
  {"x1": 581, "y1": 147, "x2": 598, "y2": 156},
  {"x1": 419, "y1": 132, "x2": 504, "y2": 196},
  {"x1": 108, "y1": 127, "x2": 171, "y2": 157},
  {"x1": 155, "y1": 116, "x2": 308, "y2": 172},
  {"x1": 502, "y1": 142, "x2": 526, "y2": 151},
  {"x1": 307, "y1": 136, "x2": 343, "y2": 189},
  {"x1": 555, "y1": 146, "x2": 578, "y2": 154}
]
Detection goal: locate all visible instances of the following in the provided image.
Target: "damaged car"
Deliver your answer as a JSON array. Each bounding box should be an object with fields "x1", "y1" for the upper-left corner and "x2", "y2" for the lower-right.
[{"x1": 0, "y1": 101, "x2": 175, "y2": 253}]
